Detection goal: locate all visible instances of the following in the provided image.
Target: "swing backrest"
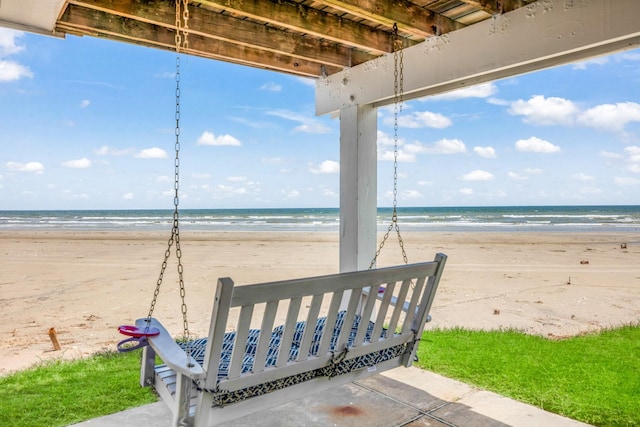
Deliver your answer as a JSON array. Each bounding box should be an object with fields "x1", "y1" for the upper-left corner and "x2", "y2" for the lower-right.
[{"x1": 196, "y1": 253, "x2": 447, "y2": 394}]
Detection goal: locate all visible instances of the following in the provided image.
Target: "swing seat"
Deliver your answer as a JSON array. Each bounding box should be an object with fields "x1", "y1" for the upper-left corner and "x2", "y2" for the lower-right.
[{"x1": 137, "y1": 253, "x2": 447, "y2": 427}]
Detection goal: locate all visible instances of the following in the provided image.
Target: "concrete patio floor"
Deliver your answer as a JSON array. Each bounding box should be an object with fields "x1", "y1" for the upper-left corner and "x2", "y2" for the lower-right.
[{"x1": 72, "y1": 367, "x2": 592, "y2": 427}]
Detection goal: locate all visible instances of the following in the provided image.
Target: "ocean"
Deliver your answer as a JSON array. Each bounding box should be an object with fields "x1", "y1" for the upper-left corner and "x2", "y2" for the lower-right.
[{"x1": 1, "y1": 206, "x2": 639, "y2": 232}]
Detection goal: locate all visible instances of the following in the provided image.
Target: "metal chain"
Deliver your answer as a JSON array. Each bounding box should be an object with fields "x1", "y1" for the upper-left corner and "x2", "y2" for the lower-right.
[
  {"x1": 147, "y1": 0, "x2": 191, "y2": 347},
  {"x1": 369, "y1": 23, "x2": 408, "y2": 269}
]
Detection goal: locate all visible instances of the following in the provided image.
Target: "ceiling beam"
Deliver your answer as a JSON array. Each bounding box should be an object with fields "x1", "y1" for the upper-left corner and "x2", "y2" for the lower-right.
[
  {"x1": 459, "y1": 0, "x2": 526, "y2": 15},
  {"x1": 196, "y1": 0, "x2": 409, "y2": 53},
  {"x1": 312, "y1": 0, "x2": 465, "y2": 38},
  {"x1": 65, "y1": 0, "x2": 375, "y2": 68},
  {"x1": 316, "y1": 0, "x2": 640, "y2": 114},
  {"x1": 58, "y1": 4, "x2": 341, "y2": 77}
]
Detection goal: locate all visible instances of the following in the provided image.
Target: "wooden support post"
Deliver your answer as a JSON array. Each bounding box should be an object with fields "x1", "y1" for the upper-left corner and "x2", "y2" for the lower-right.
[
  {"x1": 339, "y1": 103, "x2": 378, "y2": 274},
  {"x1": 48, "y1": 327, "x2": 62, "y2": 351}
]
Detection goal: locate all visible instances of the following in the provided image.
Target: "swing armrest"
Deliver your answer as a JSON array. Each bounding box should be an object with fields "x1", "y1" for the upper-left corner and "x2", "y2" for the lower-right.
[
  {"x1": 361, "y1": 288, "x2": 412, "y2": 313},
  {"x1": 135, "y1": 318, "x2": 206, "y2": 379},
  {"x1": 360, "y1": 288, "x2": 433, "y2": 322}
]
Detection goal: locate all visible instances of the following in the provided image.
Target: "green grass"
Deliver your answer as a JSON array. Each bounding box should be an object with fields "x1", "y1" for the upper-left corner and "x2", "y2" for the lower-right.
[
  {"x1": 416, "y1": 324, "x2": 640, "y2": 427},
  {"x1": 0, "y1": 350, "x2": 157, "y2": 427},
  {"x1": 2, "y1": 326, "x2": 639, "y2": 426}
]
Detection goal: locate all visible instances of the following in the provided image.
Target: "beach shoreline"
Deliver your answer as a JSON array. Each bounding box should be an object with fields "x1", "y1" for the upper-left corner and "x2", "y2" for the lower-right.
[{"x1": 1, "y1": 230, "x2": 638, "y2": 376}]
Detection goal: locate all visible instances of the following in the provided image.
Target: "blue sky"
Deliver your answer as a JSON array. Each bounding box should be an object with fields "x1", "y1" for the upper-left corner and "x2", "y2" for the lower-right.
[{"x1": 1, "y1": 27, "x2": 639, "y2": 210}]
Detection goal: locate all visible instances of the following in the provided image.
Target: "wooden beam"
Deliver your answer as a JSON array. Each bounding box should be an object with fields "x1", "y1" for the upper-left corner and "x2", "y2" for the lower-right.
[
  {"x1": 458, "y1": 0, "x2": 526, "y2": 15},
  {"x1": 58, "y1": 4, "x2": 341, "y2": 77},
  {"x1": 196, "y1": 0, "x2": 404, "y2": 53},
  {"x1": 67, "y1": 0, "x2": 375, "y2": 69},
  {"x1": 313, "y1": 0, "x2": 464, "y2": 38},
  {"x1": 317, "y1": 0, "x2": 640, "y2": 114}
]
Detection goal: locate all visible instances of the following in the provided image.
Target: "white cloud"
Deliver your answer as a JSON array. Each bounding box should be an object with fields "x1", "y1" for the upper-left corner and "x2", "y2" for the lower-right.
[
  {"x1": 578, "y1": 187, "x2": 602, "y2": 195},
  {"x1": 434, "y1": 138, "x2": 466, "y2": 154},
  {"x1": 155, "y1": 71, "x2": 176, "y2": 79},
  {"x1": 525, "y1": 168, "x2": 543, "y2": 175},
  {"x1": 191, "y1": 173, "x2": 212, "y2": 180},
  {"x1": 473, "y1": 146, "x2": 496, "y2": 158},
  {"x1": 379, "y1": 149, "x2": 416, "y2": 162},
  {"x1": 515, "y1": 136, "x2": 561, "y2": 153},
  {"x1": 80, "y1": 100, "x2": 90, "y2": 108},
  {"x1": 197, "y1": 131, "x2": 242, "y2": 146},
  {"x1": 403, "y1": 139, "x2": 466, "y2": 156},
  {"x1": 260, "y1": 82, "x2": 282, "y2": 92},
  {"x1": 0, "y1": 29, "x2": 33, "y2": 82},
  {"x1": 627, "y1": 164, "x2": 640, "y2": 174},
  {"x1": 215, "y1": 184, "x2": 248, "y2": 196},
  {"x1": 294, "y1": 123, "x2": 333, "y2": 133},
  {"x1": 459, "y1": 187, "x2": 474, "y2": 195},
  {"x1": 461, "y1": 170, "x2": 494, "y2": 181},
  {"x1": 572, "y1": 56, "x2": 609, "y2": 70},
  {"x1": 509, "y1": 95, "x2": 578, "y2": 126},
  {"x1": 429, "y1": 82, "x2": 497, "y2": 101},
  {"x1": 600, "y1": 151, "x2": 623, "y2": 160},
  {"x1": 614, "y1": 177, "x2": 640, "y2": 186},
  {"x1": 409, "y1": 138, "x2": 466, "y2": 155},
  {"x1": 396, "y1": 111, "x2": 452, "y2": 129},
  {"x1": 401, "y1": 190, "x2": 423, "y2": 199},
  {"x1": 261, "y1": 157, "x2": 286, "y2": 164},
  {"x1": 487, "y1": 98, "x2": 510, "y2": 106},
  {"x1": 577, "y1": 102, "x2": 640, "y2": 132},
  {"x1": 227, "y1": 176, "x2": 247, "y2": 182},
  {"x1": 0, "y1": 60, "x2": 33, "y2": 82},
  {"x1": 625, "y1": 146, "x2": 640, "y2": 161},
  {"x1": 62, "y1": 158, "x2": 92, "y2": 169},
  {"x1": 508, "y1": 172, "x2": 527, "y2": 180},
  {"x1": 6, "y1": 161, "x2": 44, "y2": 174},
  {"x1": 135, "y1": 147, "x2": 168, "y2": 159},
  {"x1": 122, "y1": 192, "x2": 135, "y2": 200},
  {"x1": 266, "y1": 109, "x2": 331, "y2": 134},
  {"x1": 572, "y1": 172, "x2": 594, "y2": 181},
  {"x1": 95, "y1": 145, "x2": 111, "y2": 156},
  {"x1": 309, "y1": 160, "x2": 340, "y2": 174},
  {"x1": 0, "y1": 28, "x2": 25, "y2": 56},
  {"x1": 282, "y1": 189, "x2": 301, "y2": 198},
  {"x1": 61, "y1": 190, "x2": 89, "y2": 200},
  {"x1": 377, "y1": 131, "x2": 397, "y2": 147},
  {"x1": 295, "y1": 77, "x2": 315, "y2": 87},
  {"x1": 95, "y1": 145, "x2": 132, "y2": 156}
]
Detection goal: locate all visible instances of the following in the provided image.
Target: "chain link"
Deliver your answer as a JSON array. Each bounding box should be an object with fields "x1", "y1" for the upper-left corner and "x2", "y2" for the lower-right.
[
  {"x1": 370, "y1": 23, "x2": 408, "y2": 270},
  {"x1": 147, "y1": 0, "x2": 191, "y2": 349}
]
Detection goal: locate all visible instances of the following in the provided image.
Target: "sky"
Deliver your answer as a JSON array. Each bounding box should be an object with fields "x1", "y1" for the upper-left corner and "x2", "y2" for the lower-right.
[{"x1": 1, "y1": 27, "x2": 640, "y2": 210}]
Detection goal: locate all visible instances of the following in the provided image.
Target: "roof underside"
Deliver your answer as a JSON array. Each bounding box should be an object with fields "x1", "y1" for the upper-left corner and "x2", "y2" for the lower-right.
[{"x1": 4, "y1": 0, "x2": 537, "y2": 78}]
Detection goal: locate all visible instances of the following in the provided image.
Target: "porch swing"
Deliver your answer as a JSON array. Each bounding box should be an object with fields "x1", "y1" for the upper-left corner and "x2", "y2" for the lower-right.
[{"x1": 117, "y1": 4, "x2": 447, "y2": 426}]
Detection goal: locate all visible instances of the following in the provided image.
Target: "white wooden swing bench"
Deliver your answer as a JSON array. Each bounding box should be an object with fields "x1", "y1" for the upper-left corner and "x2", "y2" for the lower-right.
[{"x1": 135, "y1": 253, "x2": 447, "y2": 426}]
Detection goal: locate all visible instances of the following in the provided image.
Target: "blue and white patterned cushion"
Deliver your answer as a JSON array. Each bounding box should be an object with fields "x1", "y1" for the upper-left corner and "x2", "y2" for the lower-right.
[{"x1": 179, "y1": 311, "x2": 386, "y2": 380}]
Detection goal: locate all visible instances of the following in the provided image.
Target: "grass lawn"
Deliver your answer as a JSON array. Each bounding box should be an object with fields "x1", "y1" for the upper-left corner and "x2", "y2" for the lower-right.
[
  {"x1": 417, "y1": 324, "x2": 640, "y2": 427},
  {"x1": 0, "y1": 350, "x2": 156, "y2": 427},
  {"x1": 1, "y1": 325, "x2": 638, "y2": 426}
]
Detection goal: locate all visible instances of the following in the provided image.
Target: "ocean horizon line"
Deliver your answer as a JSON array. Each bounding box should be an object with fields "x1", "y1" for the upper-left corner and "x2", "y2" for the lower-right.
[
  {"x1": 1, "y1": 203, "x2": 639, "y2": 212},
  {"x1": 1, "y1": 205, "x2": 638, "y2": 233}
]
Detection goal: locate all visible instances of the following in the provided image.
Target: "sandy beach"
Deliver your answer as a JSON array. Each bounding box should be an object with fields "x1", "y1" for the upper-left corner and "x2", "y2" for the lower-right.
[{"x1": 1, "y1": 230, "x2": 638, "y2": 376}]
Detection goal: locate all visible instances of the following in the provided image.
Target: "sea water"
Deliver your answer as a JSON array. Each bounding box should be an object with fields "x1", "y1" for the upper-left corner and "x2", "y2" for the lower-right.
[{"x1": 1, "y1": 206, "x2": 639, "y2": 232}]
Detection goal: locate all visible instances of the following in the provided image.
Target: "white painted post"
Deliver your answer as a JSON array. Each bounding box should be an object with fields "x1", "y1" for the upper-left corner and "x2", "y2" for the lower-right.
[{"x1": 339, "y1": 103, "x2": 377, "y2": 275}]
